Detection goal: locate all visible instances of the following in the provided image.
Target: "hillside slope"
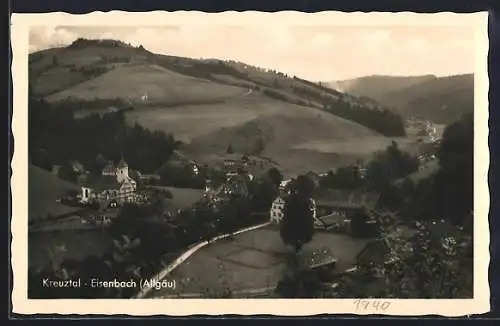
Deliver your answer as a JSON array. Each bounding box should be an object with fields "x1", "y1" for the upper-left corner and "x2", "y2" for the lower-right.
[
  {"x1": 181, "y1": 100, "x2": 387, "y2": 174},
  {"x1": 45, "y1": 64, "x2": 246, "y2": 105},
  {"x1": 29, "y1": 164, "x2": 81, "y2": 221},
  {"x1": 331, "y1": 74, "x2": 474, "y2": 124},
  {"x1": 29, "y1": 40, "x2": 151, "y2": 96},
  {"x1": 335, "y1": 75, "x2": 436, "y2": 103},
  {"x1": 380, "y1": 74, "x2": 474, "y2": 124},
  {"x1": 29, "y1": 38, "x2": 407, "y2": 137}
]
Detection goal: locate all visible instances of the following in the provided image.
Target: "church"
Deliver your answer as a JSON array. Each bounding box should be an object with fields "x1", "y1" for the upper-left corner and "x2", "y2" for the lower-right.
[{"x1": 80, "y1": 157, "x2": 137, "y2": 206}]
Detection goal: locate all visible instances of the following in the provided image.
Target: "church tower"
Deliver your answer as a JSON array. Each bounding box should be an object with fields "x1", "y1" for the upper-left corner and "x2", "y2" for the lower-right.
[{"x1": 116, "y1": 157, "x2": 129, "y2": 183}]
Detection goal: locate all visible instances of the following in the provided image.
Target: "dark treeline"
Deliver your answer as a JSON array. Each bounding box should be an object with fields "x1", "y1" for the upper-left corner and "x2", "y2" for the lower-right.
[
  {"x1": 29, "y1": 95, "x2": 178, "y2": 174},
  {"x1": 326, "y1": 99, "x2": 406, "y2": 137},
  {"x1": 292, "y1": 76, "x2": 344, "y2": 97},
  {"x1": 290, "y1": 81, "x2": 406, "y2": 136},
  {"x1": 152, "y1": 56, "x2": 262, "y2": 86},
  {"x1": 68, "y1": 38, "x2": 136, "y2": 49},
  {"x1": 291, "y1": 76, "x2": 406, "y2": 137},
  {"x1": 319, "y1": 141, "x2": 419, "y2": 193}
]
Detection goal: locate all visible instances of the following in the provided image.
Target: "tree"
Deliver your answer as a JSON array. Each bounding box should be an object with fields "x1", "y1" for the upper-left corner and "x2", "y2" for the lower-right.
[
  {"x1": 279, "y1": 174, "x2": 316, "y2": 252},
  {"x1": 226, "y1": 144, "x2": 234, "y2": 154},
  {"x1": 289, "y1": 175, "x2": 315, "y2": 198},
  {"x1": 280, "y1": 177, "x2": 315, "y2": 253},
  {"x1": 434, "y1": 114, "x2": 473, "y2": 227},
  {"x1": 366, "y1": 141, "x2": 419, "y2": 192},
  {"x1": 267, "y1": 167, "x2": 283, "y2": 188}
]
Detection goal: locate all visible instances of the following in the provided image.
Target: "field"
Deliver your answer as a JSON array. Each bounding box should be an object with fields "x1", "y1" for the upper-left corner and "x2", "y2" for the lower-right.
[
  {"x1": 28, "y1": 165, "x2": 81, "y2": 221},
  {"x1": 146, "y1": 225, "x2": 371, "y2": 298},
  {"x1": 45, "y1": 64, "x2": 247, "y2": 105}
]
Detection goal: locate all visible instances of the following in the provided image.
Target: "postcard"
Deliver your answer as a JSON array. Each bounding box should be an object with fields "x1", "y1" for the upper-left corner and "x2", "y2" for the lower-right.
[{"x1": 10, "y1": 10, "x2": 489, "y2": 316}]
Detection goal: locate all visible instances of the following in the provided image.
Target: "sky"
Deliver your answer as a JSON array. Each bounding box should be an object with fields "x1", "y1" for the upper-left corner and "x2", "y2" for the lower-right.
[{"x1": 29, "y1": 25, "x2": 475, "y2": 81}]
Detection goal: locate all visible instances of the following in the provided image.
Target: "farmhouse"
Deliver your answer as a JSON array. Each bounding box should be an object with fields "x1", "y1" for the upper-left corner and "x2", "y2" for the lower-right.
[
  {"x1": 79, "y1": 158, "x2": 138, "y2": 205},
  {"x1": 314, "y1": 189, "x2": 380, "y2": 220}
]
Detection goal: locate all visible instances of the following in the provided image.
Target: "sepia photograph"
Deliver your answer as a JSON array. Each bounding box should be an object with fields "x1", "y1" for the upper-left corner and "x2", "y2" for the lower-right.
[{"x1": 11, "y1": 11, "x2": 489, "y2": 316}]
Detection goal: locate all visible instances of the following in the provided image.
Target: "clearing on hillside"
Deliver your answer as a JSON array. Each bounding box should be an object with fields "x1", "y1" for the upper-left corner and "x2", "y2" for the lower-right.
[{"x1": 45, "y1": 64, "x2": 247, "y2": 105}]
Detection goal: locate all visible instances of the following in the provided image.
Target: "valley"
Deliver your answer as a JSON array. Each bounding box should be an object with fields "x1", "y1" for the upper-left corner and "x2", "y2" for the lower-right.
[{"x1": 25, "y1": 34, "x2": 474, "y2": 301}]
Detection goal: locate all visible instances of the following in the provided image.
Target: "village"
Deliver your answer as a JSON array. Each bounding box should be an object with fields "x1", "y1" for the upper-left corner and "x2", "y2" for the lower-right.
[
  {"x1": 30, "y1": 131, "x2": 439, "y2": 234},
  {"x1": 27, "y1": 113, "x2": 447, "y2": 299}
]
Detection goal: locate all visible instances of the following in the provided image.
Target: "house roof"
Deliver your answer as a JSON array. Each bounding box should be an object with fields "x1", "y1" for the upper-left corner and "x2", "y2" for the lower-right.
[
  {"x1": 356, "y1": 225, "x2": 418, "y2": 264},
  {"x1": 102, "y1": 162, "x2": 115, "y2": 173},
  {"x1": 355, "y1": 239, "x2": 390, "y2": 264},
  {"x1": 314, "y1": 189, "x2": 380, "y2": 210}
]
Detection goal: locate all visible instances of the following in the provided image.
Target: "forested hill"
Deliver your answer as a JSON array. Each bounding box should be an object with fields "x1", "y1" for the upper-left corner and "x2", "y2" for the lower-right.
[
  {"x1": 29, "y1": 38, "x2": 406, "y2": 137},
  {"x1": 331, "y1": 74, "x2": 474, "y2": 124}
]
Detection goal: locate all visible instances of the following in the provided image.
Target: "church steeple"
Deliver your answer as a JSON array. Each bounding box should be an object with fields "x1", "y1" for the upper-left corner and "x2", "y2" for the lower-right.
[
  {"x1": 117, "y1": 155, "x2": 128, "y2": 168},
  {"x1": 116, "y1": 155, "x2": 129, "y2": 183}
]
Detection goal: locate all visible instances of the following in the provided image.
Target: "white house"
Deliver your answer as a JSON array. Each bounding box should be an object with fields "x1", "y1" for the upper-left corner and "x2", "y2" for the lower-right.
[
  {"x1": 270, "y1": 196, "x2": 317, "y2": 224},
  {"x1": 270, "y1": 196, "x2": 286, "y2": 224},
  {"x1": 80, "y1": 158, "x2": 137, "y2": 206}
]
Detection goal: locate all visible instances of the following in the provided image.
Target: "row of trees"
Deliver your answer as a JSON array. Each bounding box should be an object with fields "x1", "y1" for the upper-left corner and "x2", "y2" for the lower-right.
[
  {"x1": 319, "y1": 141, "x2": 420, "y2": 196},
  {"x1": 68, "y1": 38, "x2": 136, "y2": 49},
  {"x1": 325, "y1": 99, "x2": 406, "y2": 137},
  {"x1": 29, "y1": 95, "x2": 179, "y2": 175}
]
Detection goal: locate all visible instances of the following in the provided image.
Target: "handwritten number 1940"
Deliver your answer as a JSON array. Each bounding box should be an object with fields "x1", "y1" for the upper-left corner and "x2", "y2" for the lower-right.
[{"x1": 353, "y1": 299, "x2": 391, "y2": 312}]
